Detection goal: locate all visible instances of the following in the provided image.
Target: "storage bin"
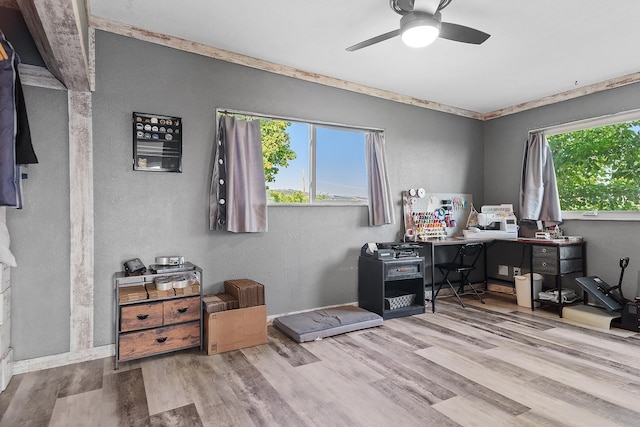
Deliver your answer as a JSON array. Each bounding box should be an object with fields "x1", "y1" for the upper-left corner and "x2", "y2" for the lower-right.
[
  {"x1": 384, "y1": 290, "x2": 415, "y2": 310},
  {"x1": 514, "y1": 273, "x2": 543, "y2": 308}
]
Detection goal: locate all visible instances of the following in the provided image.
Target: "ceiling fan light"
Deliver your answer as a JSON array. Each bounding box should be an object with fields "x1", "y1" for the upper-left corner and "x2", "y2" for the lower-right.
[{"x1": 400, "y1": 12, "x2": 441, "y2": 48}]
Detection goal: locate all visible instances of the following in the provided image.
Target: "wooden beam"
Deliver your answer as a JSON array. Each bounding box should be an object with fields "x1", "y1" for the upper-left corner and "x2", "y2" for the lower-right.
[
  {"x1": 16, "y1": 0, "x2": 90, "y2": 91},
  {"x1": 68, "y1": 90, "x2": 94, "y2": 352},
  {"x1": 18, "y1": 63, "x2": 66, "y2": 90},
  {"x1": 89, "y1": 15, "x2": 484, "y2": 120},
  {"x1": 482, "y1": 71, "x2": 640, "y2": 120}
]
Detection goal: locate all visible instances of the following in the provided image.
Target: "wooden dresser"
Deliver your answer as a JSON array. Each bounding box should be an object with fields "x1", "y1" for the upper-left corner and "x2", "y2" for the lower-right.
[{"x1": 114, "y1": 265, "x2": 203, "y2": 369}]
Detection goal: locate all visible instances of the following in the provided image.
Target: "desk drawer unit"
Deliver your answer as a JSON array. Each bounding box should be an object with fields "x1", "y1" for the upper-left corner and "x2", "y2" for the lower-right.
[
  {"x1": 163, "y1": 296, "x2": 200, "y2": 324},
  {"x1": 120, "y1": 302, "x2": 163, "y2": 332},
  {"x1": 119, "y1": 321, "x2": 200, "y2": 360},
  {"x1": 533, "y1": 245, "x2": 583, "y2": 274}
]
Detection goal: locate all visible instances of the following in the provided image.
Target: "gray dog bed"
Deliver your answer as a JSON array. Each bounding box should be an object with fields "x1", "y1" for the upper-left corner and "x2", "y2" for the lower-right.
[{"x1": 273, "y1": 305, "x2": 383, "y2": 343}]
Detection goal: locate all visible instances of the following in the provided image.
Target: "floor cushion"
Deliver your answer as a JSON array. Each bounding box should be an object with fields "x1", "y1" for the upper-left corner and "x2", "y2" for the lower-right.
[{"x1": 273, "y1": 305, "x2": 383, "y2": 343}]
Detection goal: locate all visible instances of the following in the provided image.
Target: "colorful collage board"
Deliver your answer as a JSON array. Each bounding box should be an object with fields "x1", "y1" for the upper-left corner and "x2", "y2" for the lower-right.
[{"x1": 402, "y1": 191, "x2": 473, "y2": 241}]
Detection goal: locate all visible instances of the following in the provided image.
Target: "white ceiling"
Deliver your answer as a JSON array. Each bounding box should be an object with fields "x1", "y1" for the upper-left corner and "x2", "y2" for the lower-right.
[{"x1": 88, "y1": 0, "x2": 640, "y2": 115}]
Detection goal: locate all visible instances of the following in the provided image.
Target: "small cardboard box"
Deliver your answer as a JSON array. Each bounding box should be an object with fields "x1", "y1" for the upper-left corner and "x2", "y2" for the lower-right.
[{"x1": 204, "y1": 305, "x2": 267, "y2": 355}]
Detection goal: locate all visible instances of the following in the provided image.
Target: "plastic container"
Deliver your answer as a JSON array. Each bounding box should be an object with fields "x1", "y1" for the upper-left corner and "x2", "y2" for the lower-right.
[{"x1": 514, "y1": 273, "x2": 543, "y2": 308}]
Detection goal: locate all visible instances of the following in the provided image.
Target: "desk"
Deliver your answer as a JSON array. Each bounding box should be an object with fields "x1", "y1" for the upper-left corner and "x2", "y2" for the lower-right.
[
  {"x1": 415, "y1": 238, "x2": 491, "y2": 313},
  {"x1": 500, "y1": 238, "x2": 586, "y2": 317},
  {"x1": 414, "y1": 237, "x2": 586, "y2": 316}
]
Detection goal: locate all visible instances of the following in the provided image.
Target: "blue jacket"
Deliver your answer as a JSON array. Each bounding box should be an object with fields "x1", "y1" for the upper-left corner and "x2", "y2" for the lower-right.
[{"x1": 0, "y1": 30, "x2": 37, "y2": 208}]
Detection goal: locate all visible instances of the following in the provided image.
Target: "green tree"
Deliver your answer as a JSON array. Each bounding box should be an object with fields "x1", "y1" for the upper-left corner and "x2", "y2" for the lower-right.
[
  {"x1": 548, "y1": 120, "x2": 640, "y2": 211},
  {"x1": 269, "y1": 190, "x2": 309, "y2": 203},
  {"x1": 260, "y1": 119, "x2": 296, "y2": 185}
]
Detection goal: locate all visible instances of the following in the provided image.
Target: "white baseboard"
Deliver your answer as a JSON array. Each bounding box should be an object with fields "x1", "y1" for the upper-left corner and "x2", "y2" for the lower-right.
[{"x1": 0, "y1": 348, "x2": 13, "y2": 392}]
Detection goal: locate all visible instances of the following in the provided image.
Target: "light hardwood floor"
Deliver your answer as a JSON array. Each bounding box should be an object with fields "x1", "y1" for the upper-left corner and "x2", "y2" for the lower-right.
[{"x1": 1, "y1": 293, "x2": 640, "y2": 426}]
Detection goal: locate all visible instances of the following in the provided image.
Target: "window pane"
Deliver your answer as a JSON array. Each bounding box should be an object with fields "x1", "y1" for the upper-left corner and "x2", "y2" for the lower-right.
[
  {"x1": 548, "y1": 119, "x2": 640, "y2": 211},
  {"x1": 315, "y1": 127, "x2": 367, "y2": 202},
  {"x1": 268, "y1": 121, "x2": 309, "y2": 204},
  {"x1": 217, "y1": 111, "x2": 373, "y2": 205}
]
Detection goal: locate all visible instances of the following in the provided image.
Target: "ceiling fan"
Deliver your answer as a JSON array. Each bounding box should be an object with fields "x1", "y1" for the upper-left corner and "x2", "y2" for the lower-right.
[{"x1": 346, "y1": 0, "x2": 490, "y2": 51}]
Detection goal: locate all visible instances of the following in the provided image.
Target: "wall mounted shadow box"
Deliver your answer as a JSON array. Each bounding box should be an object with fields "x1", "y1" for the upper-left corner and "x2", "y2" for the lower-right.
[{"x1": 133, "y1": 112, "x2": 182, "y2": 172}]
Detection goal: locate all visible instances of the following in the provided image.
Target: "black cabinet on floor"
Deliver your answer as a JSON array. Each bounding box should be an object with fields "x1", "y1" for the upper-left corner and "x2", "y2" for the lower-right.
[{"x1": 358, "y1": 256, "x2": 425, "y2": 320}]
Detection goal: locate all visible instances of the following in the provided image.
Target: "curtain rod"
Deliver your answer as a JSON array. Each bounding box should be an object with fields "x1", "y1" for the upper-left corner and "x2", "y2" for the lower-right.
[{"x1": 216, "y1": 107, "x2": 385, "y2": 133}]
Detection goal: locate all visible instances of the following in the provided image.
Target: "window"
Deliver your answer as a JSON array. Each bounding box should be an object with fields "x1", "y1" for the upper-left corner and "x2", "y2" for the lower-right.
[
  {"x1": 545, "y1": 110, "x2": 640, "y2": 218},
  {"x1": 218, "y1": 111, "x2": 370, "y2": 205}
]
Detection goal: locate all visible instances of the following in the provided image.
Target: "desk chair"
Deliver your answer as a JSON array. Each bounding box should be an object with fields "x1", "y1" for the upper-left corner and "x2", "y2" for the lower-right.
[{"x1": 435, "y1": 243, "x2": 485, "y2": 307}]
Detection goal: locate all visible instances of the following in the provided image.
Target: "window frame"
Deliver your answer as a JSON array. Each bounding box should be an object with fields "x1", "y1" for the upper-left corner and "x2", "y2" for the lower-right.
[
  {"x1": 216, "y1": 108, "x2": 378, "y2": 207},
  {"x1": 538, "y1": 108, "x2": 640, "y2": 221}
]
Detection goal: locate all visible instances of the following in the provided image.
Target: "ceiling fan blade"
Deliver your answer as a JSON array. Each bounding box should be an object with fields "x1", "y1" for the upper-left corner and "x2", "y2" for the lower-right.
[
  {"x1": 439, "y1": 22, "x2": 490, "y2": 44},
  {"x1": 346, "y1": 29, "x2": 400, "y2": 52}
]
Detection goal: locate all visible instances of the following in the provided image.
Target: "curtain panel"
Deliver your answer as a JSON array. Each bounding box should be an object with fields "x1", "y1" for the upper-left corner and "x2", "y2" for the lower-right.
[
  {"x1": 366, "y1": 132, "x2": 395, "y2": 226},
  {"x1": 519, "y1": 132, "x2": 562, "y2": 225},
  {"x1": 210, "y1": 116, "x2": 267, "y2": 233}
]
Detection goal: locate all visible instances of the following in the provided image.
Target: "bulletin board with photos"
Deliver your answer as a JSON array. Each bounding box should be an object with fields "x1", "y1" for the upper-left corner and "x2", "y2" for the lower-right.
[{"x1": 133, "y1": 112, "x2": 183, "y2": 172}]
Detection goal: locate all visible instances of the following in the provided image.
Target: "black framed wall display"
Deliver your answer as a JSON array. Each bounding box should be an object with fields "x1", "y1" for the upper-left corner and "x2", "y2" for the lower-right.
[{"x1": 133, "y1": 112, "x2": 182, "y2": 172}]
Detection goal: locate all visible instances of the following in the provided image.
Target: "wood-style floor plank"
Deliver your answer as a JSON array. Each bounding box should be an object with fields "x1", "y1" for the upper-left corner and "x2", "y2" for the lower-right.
[
  {"x1": 149, "y1": 403, "x2": 203, "y2": 427},
  {"x1": 100, "y1": 368, "x2": 150, "y2": 426},
  {"x1": 3, "y1": 294, "x2": 640, "y2": 426},
  {"x1": 244, "y1": 342, "x2": 364, "y2": 426},
  {"x1": 0, "y1": 367, "x2": 61, "y2": 426},
  {"x1": 49, "y1": 388, "x2": 103, "y2": 427},
  {"x1": 417, "y1": 344, "x2": 634, "y2": 427}
]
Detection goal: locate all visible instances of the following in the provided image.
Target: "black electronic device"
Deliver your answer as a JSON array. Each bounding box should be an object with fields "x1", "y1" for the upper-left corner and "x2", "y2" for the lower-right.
[
  {"x1": 123, "y1": 258, "x2": 146, "y2": 276},
  {"x1": 575, "y1": 257, "x2": 639, "y2": 332},
  {"x1": 149, "y1": 262, "x2": 196, "y2": 274},
  {"x1": 361, "y1": 242, "x2": 420, "y2": 259}
]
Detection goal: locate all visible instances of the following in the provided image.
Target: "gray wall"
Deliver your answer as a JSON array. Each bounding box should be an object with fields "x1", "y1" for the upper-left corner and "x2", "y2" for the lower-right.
[
  {"x1": 484, "y1": 83, "x2": 640, "y2": 298},
  {"x1": 7, "y1": 30, "x2": 484, "y2": 360},
  {"x1": 8, "y1": 87, "x2": 70, "y2": 359}
]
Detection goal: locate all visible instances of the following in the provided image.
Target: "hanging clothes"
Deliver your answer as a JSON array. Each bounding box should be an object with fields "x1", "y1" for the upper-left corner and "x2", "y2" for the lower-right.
[
  {"x1": 0, "y1": 30, "x2": 38, "y2": 208},
  {"x1": 519, "y1": 132, "x2": 561, "y2": 225}
]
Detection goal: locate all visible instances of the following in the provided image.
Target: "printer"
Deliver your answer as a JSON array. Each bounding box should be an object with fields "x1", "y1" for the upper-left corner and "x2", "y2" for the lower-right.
[{"x1": 463, "y1": 204, "x2": 518, "y2": 240}]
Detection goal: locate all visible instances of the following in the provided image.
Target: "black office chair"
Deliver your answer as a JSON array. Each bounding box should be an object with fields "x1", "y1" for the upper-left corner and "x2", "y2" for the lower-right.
[{"x1": 435, "y1": 243, "x2": 485, "y2": 307}]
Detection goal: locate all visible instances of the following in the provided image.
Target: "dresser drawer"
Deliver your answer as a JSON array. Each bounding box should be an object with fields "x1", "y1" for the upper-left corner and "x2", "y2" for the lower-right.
[
  {"x1": 120, "y1": 302, "x2": 163, "y2": 332},
  {"x1": 533, "y1": 245, "x2": 582, "y2": 259},
  {"x1": 163, "y1": 296, "x2": 200, "y2": 324},
  {"x1": 533, "y1": 257, "x2": 583, "y2": 274},
  {"x1": 118, "y1": 321, "x2": 200, "y2": 360}
]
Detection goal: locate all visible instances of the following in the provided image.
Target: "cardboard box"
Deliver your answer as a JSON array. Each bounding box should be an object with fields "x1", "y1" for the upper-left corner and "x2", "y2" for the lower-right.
[{"x1": 204, "y1": 305, "x2": 267, "y2": 355}]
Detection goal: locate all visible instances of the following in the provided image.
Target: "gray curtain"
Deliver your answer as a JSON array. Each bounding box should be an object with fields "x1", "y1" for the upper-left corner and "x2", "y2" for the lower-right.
[
  {"x1": 519, "y1": 132, "x2": 562, "y2": 225},
  {"x1": 366, "y1": 132, "x2": 395, "y2": 226},
  {"x1": 210, "y1": 116, "x2": 267, "y2": 232}
]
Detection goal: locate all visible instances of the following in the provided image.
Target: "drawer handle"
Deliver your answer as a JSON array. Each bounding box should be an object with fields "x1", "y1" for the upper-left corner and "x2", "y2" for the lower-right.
[
  {"x1": 156, "y1": 337, "x2": 168, "y2": 343},
  {"x1": 541, "y1": 262, "x2": 547, "y2": 267},
  {"x1": 136, "y1": 314, "x2": 149, "y2": 320},
  {"x1": 177, "y1": 308, "x2": 188, "y2": 313}
]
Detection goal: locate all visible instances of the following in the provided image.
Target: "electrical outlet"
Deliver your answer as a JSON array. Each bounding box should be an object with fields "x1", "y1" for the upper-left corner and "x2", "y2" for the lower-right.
[{"x1": 513, "y1": 267, "x2": 521, "y2": 276}]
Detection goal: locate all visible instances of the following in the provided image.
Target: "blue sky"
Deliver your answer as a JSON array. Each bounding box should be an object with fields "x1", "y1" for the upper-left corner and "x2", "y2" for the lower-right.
[{"x1": 271, "y1": 121, "x2": 367, "y2": 198}]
